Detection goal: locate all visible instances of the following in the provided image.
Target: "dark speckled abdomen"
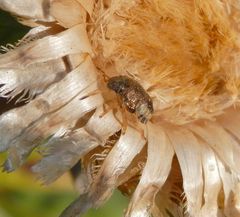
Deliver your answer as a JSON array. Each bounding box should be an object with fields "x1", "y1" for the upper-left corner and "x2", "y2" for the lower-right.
[{"x1": 107, "y1": 75, "x2": 153, "y2": 123}]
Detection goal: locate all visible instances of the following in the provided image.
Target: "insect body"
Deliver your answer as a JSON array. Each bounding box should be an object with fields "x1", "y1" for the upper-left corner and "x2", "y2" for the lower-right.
[{"x1": 107, "y1": 75, "x2": 153, "y2": 124}]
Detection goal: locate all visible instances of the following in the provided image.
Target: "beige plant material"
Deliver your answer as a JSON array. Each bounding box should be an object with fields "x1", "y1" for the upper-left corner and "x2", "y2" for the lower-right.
[{"x1": 0, "y1": 0, "x2": 240, "y2": 217}]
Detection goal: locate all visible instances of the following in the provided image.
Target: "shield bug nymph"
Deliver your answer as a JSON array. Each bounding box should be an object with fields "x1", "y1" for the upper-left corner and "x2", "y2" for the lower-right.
[{"x1": 107, "y1": 75, "x2": 154, "y2": 124}]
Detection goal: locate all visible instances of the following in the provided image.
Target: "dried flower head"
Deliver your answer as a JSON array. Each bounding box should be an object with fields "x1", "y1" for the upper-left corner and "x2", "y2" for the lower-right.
[{"x1": 0, "y1": 1, "x2": 240, "y2": 217}]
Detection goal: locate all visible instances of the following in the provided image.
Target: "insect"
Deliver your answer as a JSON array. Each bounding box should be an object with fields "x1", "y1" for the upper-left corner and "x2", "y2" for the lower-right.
[{"x1": 107, "y1": 75, "x2": 154, "y2": 124}]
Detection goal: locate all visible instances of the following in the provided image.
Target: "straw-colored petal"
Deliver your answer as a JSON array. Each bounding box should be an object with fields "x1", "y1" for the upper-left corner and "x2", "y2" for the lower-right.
[
  {"x1": 90, "y1": 127, "x2": 146, "y2": 206},
  {"x1": 153, "y1": 157, "x2": 184, "y2": 217},
  {"x1": 199, "y1": 141, "x2": 222, "y2": 217},
  {"x1": 19, "y1": 26, "x2": 51, "y2": 42},
  {"x1": 60, "y1": 127, "x2": 146, "y2": 217},
  {"x1": 32, "y1": 128, "x2": 99, "y2": 184},
  {"x1": 0, "y1": 56, "x2": 97, "y2": 151},
  {"x1": 0, "y1": 25, "x2": 92, "y2": 69},
  {"x1": 190, "y1": 121, "x2": 240, "y2": 174},
  {"x1": 85, "y1": 107, "x2": 121, "y2": 143},
  {"x1": 166, "y1": 127, "x2": 203, "y2": 216},
  {"x1": 125, "y1": 123, "x2": 174, "y2": 217},
  {"x1": 3, "y1": 89, "x2": 103, "y2": 172},
  {"x1": 50, "y1": 0, "x2": 87, "y2": 28},
  {"x1": 218, "y1": 108, "x2": 240, "y2": 141},
  {"x1": 0, "y1": 0, "x2": 54, "y2": 22},
  {"x1": 217, "y1": 158, "x2": 240, "y2": 217},
  {"x1": 76, "y1": 0, "x2": 94, "y2": 17},
  {"x1": 0, "y1": 58, "x2": 67, "y2": 100}
]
